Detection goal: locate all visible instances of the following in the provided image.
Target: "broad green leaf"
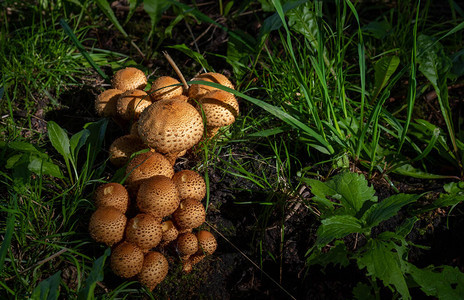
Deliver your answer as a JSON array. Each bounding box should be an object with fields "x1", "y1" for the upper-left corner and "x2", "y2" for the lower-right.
[
  {"x1": 443, "y1": 181, "x2": 464, "y2": 194},
  {"x1": 143, "y1": 0, "x2": 171, "y2": 39},
  {"x1": 31, "y1": 271, "x2": 61, "y2": 300},
  {"x1": 47, "y1": 121, "x2": 71, "y2": 161},
  {"x1": 303, "y1": 178, "x2": 336, "y2": 212},
  {"x1": 287, "y1": 2, "x2": 318, "y2": 50},
  {"x1": 28, "y1": 156, "x2": 64, "y2": 178},
  {"x1": 307, "y1": 240, "x2": 349, "y2": 268},
  {"x1": 8, "y1": 141, "x2": 43, "y2": 154},
  {"x1": 408, "y1": 264, "x2": 464, "y2": 300},
  {"x1": 362, "y1": 20, "x2": 392, "y2": 39},
  {"x1": 357, "y1": 240, "x2": 410, "y2": 299},
  {"x1": 77, "y1": 248, "x2": 111, "y2": 300},
  {"x1": 395, "y1": 217, "x2": 418, "y2": 238},
  {"x1": 167, "y1": 44, "x2": 213, "y2": 72},
  {"x1": 352, "y1": 282, "x2": 374, "y2": 300},
  {"x1": 0, "y1": 195, "x2": 17, "y2": 274},
  {"x1": 69, "y1": 129, "x2": 90, "y2": 162},
  {"x1": 5, "y1": 153, "x2": 24, "y2": 169},
  {"x1": 362, "y1": 194, "x2": 421, "y2": 228},
  {"x1": 316, "y1": 215, "x2": 364, "y2": 247},
  {"x1": 371, "y1": 55, "x2": 400, "y2": 104},
  {"x1": 83, "y1": 119, "x2": 108, "y2": 166},
  {"x1": 394, "y1": 164, "x2": 457, "y2": 179}
]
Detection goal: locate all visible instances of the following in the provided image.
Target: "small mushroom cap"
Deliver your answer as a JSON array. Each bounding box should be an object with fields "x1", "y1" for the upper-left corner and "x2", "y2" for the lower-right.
[
  {"x1": 88, "y1": 206, "x2": 127, "y2": 246},
  {"x1": 126, "y1": 214, "x2": 163, "y2": 252},
  {"x1": 110, "y1": 241, "x2": 144, "y2": 278},
  {"x1": 94, "y1": 182, "x2": 130, "y2": 213},
  {"x1": 198, "y1": 90, "x2": 239, "y2": 127},
  {"x1": 188, "y1": 72, "x2": 234, "y2": 99},
  {"x1": 160, "y1": 220, "x2": 179, "y2": 246},
  {"x1": 95, "y1": 89, "x2": 123, "y2": 117},
  {"x1": 136, "y1": 175, "x2": 180, "y2": 218},
  {"x1": 173, "y1": 199, "x2": 206, "y2": 230},
  {"x1": 138, "y1": 251, "x2": 169, "y2": 291},
  {"x1": 116, "y1": 89, "x2": 151, "y2": 121},
  {"x1": 109, "y1": 134, "x2": 147, "y2": 167},
  {"x1": 182, "y1": 254, "x2": 206, "y2": 273},
  {"x1": 196, "y1": 230, "x2": 217, "y2": 255},
  {"x1": 138, "y1": 99, "x2": 204, "y2": 153},
  {"x1": 125, "y1": 151, "x2": 174, "y2": 190},
  {"x1": 177, "y1": 232, "x2": 198, "y2": 259},
  {"x1": 149, "y1": 76, "x2": 183, "y2": 101},
  {"x1": 172, "y1": 170, "x2": 206, "y2": 201},
  {"x1": 112, "y1": 67, "x2": 147, "y2": 91}
]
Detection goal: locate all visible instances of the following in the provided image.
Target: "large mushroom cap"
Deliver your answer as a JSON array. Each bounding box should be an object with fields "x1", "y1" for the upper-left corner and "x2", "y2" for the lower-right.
[
  {"x1": 136, "y1": 175, "x2": 180, "y2": 218},
  {"x1": 112, "y1": 67, "x2": 147, "y2": 91},
  {"x1": 172, "y1": 170, "x2": 206, "y2": 201},
  {"x1": 88, "y1": 206, "x2": 127, "y2": 246},
  {"x1": 138, "y1": 251, "x2": 169, "y2": 291},
  {"x1": 116, "y1": 89, "x2": 151, "y2": 121},
  {"x1": 177, "y1": 232, "x2": 198, "y2": 260},
  {"x1": 198, "y1": 90, "x2": 239, "y2": 127},
  {"x1": 188, "y1": 72, "x2": 234, "y2": 100},
  {"x1": 109, "y1": 134, "x2": 147, "y2": 167},
  {"x1": 110, "y1": 241, "x2": 144, "y2": 278},
  {"x1": 149, "y1": 76, "x2": 183, "y2": 102},
  {"x1": 95, "y1": 89, "x2": 123, "y2": 117},
  {"x1": 173, "y1": 199, "x2": 206, "y2": 231},
  {"x1": 196, "y1": 230, "x2": 217, "y2": 255},
  {"x1": 138, "y1": 99, "x2": 204, "y2": 153},
  {"x1": 94, "y1": 182, "x2": 130, "y2": 213},
  {"x1": 125, "y1": 151, "x2": 174, "y2": 190},
  {"x1": 126, "y1": 213, "x2": 163, "y2": 252}
]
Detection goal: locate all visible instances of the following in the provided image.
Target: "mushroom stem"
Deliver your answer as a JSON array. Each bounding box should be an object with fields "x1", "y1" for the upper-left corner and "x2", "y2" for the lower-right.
[{"x1": 163, "y1": 51, "x2": 189, "y2": 91}]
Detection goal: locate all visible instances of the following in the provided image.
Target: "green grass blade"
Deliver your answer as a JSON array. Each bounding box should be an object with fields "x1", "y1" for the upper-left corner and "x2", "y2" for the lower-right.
[
  {"x1": 0, "y1": 194, "x2": 18, "y2": 274},
  {"x1": 77, "y1": 248, "x2": 111, "y2": 300},
  {"x1": 95, "y1": 0, "x2": 129, "y2": 38}
]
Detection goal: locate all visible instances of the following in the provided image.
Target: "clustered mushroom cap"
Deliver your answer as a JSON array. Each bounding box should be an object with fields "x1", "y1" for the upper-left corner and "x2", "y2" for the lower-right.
[
  {"x1": 110, "y1": 241, "x2": 144, "y2": 278},
  {"x1": 116, "y1": 89, "x2": 151, "y2": 121},
  {"x1": 198, "y1": 90, "x2": 239, "y2": 127},
  {"x1": 173, "y1": 199, "x2": 206, "y2": 230},
  {"x1": 109, "y1": 134, "x2": 147, "y2": 167},
  {"x1": 172, "y1": 170, "x2": 206, "y2": 202},
  {"x1": 95, "y1": 89, "x2": 123, "y2": 117},
  {"x1": 188, "y1": 72, "x2": 234, "y2": 100},
  {"x1": 136, "y1": 175, "x2": 180, "y2": 218},
  {"x1": 177, "y1": 232, "x2": 198, "y2": 259},
  {"x1": 94, "y1": 182, "x2": 130, "y2": 213},
  {"x1": 137, "y1": 99, "x2": 204, "y2": 153},
  {"x1": 138, "y1": 251, "x2": 169, "y2": 291},
  {"x1": 149, "y1": 76, "x2": 183, "y2": 102},
  {"x1": 160, "y1": 220, "x2": 179, "y2": 246},
  {"x1": 125, "y1": 213, "x2": 163, "y2": 252},
  {"x1": 112, "y1": 67, "x2": 147, "y2": 91},
  {"x1": 196, "y1": 230, "x2": 217, "y2": 255},
  {"x1": 89, "y1": 206, "x2": 127, "y2": 246},
  {"x1": 125, "y1": 151, "x2": 174, "y2": 190}
]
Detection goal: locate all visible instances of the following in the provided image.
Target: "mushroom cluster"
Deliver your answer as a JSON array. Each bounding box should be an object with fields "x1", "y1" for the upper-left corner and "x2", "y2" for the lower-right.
[{"x1": 89, "y1": 67, "x2": 236, "y2": 291}]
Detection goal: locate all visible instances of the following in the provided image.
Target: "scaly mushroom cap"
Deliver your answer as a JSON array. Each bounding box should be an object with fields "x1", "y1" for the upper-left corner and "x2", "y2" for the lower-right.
[
  {"x1": 177, "y1": 232, "x2": 198, "y2": 260},
  {"x1": 138, "y1": 251, "x2": 169, "y2": 291},
  {"x1": 137, "y1": 99, "x2": 204, "y2": 153},
  {"x1": 196, "y1": 230, "x2": 217, "y2": 255},
  {"x1": 172, "y1": 170, "x2": 206, "y2": 202},
  {"x1": 110, "y1": 241, "x2": 144, "y2": 278},
  {"x1": 126, "y1": 214, "x2": 163, "y2": 252},
  {"x1": 163, "y1": 150, "x2": 187, "y2": 166},
  {"x1": 109, "y1": 134, "x2": 147, "y2": 167},
  {"x1": 112, "y1": 67, "x2": 147, "y2": 91},
  {"x1": 160, "y1": 220, "x2": 179, "y2": 246},
  {"x1": 188, "y1": 72, "x2": 234, "y2": 100},
  {"x1": 116, "y1": 89, "x2": 151, "y2": 121},
  {"x1": 182, "y1": 254, "x2": 206, "y2": 273},
  {"x1": 136, "y1": 175, "x2": 180, "y2": 218},
  {"x1": 173, "y1": 199, "x2": 206, "y2": 230},
  {"x1": 125, "y1": 151, "x2": 174, "y2": 190},
  {"x1": 95, "y1": 89, "x2": 123, "y2": 117},
  {"x1": 198, "y1": 90, "x2": 239, "y2": 127},
  {"x1": 88, "y1": 206, "x2": 127, "y2": 246},
  {"x1": 149, "y1": 76, "x2": 183, "y2": 102},
  {"x1": 94, "y1": 182, "x2": 130, "y2": 213}
]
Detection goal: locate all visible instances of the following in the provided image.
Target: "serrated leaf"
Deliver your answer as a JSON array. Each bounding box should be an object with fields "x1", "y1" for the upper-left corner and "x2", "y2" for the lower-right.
[
  {"x1": 31, "y1": 271, "x2": 62, "y2": 300},
  {"x1": 357, "y1": 240, "x2": 410, "y2": 299},
  {"x1": 371, "y1": 55, "x2": 400, "y2": 103},
  {"x1": 77, "y1": 248, "x2": 110, "y2": 300},
  {"x1": 47, "y1": 121, "x2": 71, "y2": 162},
  {"x1": 307, "y1": 240, "x2": 349, "y2": 268},
  {"x1": 287, "y1": 2, "x2": 319, "y2": 50},
  {"x1": 363, "y1": 193, "x2": 421, "y2": 228},
  {"x1": 316, "y1": 215, "x2": 364, "y2": 247}
]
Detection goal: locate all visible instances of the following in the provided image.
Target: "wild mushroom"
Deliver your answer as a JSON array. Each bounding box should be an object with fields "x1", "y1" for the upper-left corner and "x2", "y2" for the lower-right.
[
  {"x1": 112, "y1": 67, "x2": 147, "y2": 92},
  {"x1": 136, "y1": 175, "x2": 180, "y2": 219},
  {"x1": 125, "y1": 151, "x2": 174, "y2": 191},
  {"x1": 138, "y1": 251, "x2": 169, "y2": 291},
  {"x1": 109, "y1": 134, "x2": 147, "y2": 167},
  {"x1": 110, "y1": 241, "x2": 144, "y2": 278},
  {"x1": 116, "y1": 89, "x2": 151, "y2": 121},
  {"x1": 125, "y1": 213, "x2": 163, "y2": 252},
  {"x1": 95, "y1": 89, "x2": 123, "y2": 117},
  {"x1": 94, "y1": 182, "x2": 130, "y2": 213},
  {"x1": 172, "y1": 199, "x2": 206, "y2": 231},
  {"x1": 188, "y1": 72, "x2": 234, "y2": 100},
  {"x1": 88, "y1": 206, "x2": 127, "y2": 246},
  {"x1": 197, "y1": 89, "x2": 239, "y2": 136},
  {"x1": 172, "y1": 170, "x2": 206, "y2": 202},
  {"x1": 163, "y1": 150, "x2": 187, "y2": 166},
  {"x1": 137, "y1": 99, "x2": 204, "y2": 154},
  {"x1": 182, "y1": 230, "x2": 217, "y2": 273},
  {"x1": 160, "y1": 220, "x2": 179, "y2": 247},
  {"x1": 177, "y1": 232, "x2": 198, "y2": 260},
  {"x1": 149, "y1": 76, "x2": 183, "y2": 102}
]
